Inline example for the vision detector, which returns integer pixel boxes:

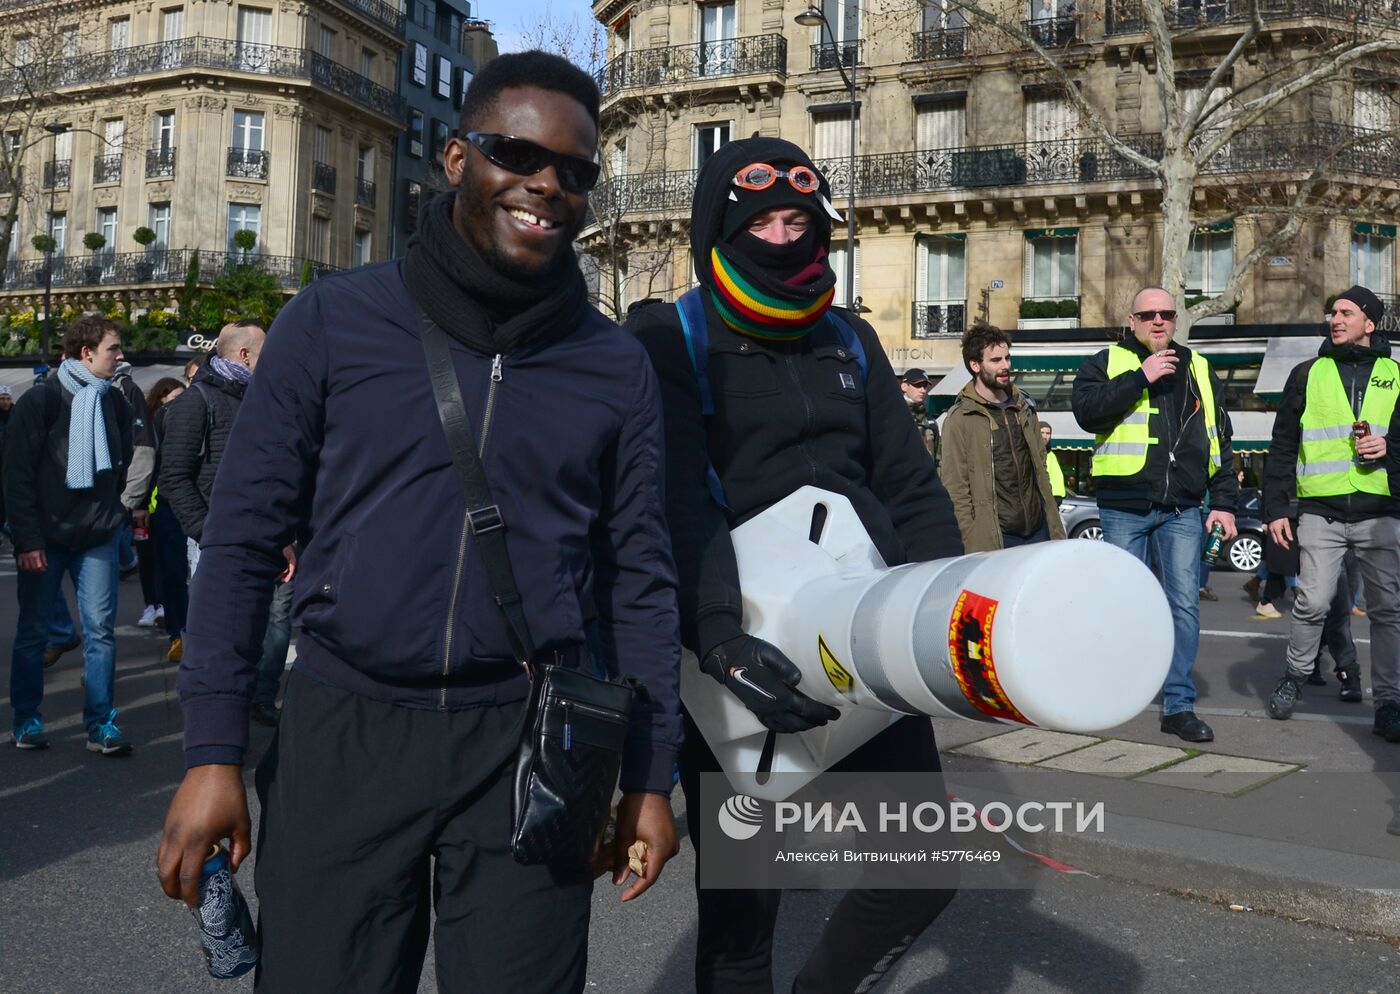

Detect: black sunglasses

[1132,309,1178,322]
[463,132,600,194]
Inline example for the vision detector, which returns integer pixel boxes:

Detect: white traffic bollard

[681,486,1174,800]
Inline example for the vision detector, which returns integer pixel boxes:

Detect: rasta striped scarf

[708,243,835,341]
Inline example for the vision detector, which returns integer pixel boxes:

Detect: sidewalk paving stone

[952,728,1100,764]
[1036,740,1188,777]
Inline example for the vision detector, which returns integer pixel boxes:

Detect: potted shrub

[30,234,54,284]
[82,231,107,284]
[133,226,157,280]
[232,228,257,264]
[1056,297,1080,319]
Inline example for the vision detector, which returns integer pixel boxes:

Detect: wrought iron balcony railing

[589,123,1400,217]
[356,178,376,207]
[912,301,967,339]
[594,34,788,98]
[1023,15,1080,47]
[146,147,176,178]
[313,161,337,193]
[1107,0,1400,35]
[93,154,123,184]
[0,248,341,292]
[335,0,405,36]
[0,38,406,120]
[811,40,863,71]
[228,147,270,180]
[910,27,968,60]
[42,159,70,189]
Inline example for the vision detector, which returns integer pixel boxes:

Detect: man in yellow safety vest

[1040,421,1066,504]
[1263,285,1400,739]
[1072,286,1238,743]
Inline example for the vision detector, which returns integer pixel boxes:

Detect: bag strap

[418,311,537,669]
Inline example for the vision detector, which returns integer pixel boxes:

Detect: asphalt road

[3,564,1397,993]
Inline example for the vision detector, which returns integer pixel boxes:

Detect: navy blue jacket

[178,261,683,794]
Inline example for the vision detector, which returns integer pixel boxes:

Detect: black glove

[700,635,842,734]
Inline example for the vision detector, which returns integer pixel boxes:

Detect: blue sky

[472,0,595,60]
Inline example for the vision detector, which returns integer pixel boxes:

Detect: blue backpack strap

[675,289,714,417]
[826,310,869,382]
[673,289,729,509]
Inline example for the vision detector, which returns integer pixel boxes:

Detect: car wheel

[1227,534,1263,573]
[1071,521,1103,541]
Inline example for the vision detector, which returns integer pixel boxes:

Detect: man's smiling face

[445,85,596,282]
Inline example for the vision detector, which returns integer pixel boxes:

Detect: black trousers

[253,671,593,994]
[680,713,957,994]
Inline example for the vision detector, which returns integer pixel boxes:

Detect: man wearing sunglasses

[629,136,962,994]
[1072,286,1238,743]
[157,51,683,993]
[1262,285,1400,735]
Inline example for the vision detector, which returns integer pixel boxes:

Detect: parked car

[1055,488,1265,573]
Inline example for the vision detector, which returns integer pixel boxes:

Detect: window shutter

[915,237,929,301]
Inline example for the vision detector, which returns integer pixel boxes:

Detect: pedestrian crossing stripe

[818,635,854,696]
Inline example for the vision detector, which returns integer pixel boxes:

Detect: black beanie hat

[721,160,824,241]
[1335,285,1386,326]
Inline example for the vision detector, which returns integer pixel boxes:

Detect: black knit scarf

[404,191,588,356]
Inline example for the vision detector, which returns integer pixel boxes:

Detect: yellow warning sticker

[818,635,854,696]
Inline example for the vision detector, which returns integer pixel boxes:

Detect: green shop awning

[1024,227,1079,240]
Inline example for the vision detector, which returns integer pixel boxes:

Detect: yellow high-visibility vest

[1297,355,1398,498]
[1092,345,1221,478]
[1045,451,1066,498]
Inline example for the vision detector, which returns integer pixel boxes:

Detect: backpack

[189,381,216,461]
[672,288,869,508]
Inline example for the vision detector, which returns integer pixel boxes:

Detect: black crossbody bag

[420,316,636,868]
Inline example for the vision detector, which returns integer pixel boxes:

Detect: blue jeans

[117,520,137,572]
[10,535,120,730]
[47,586,77,647]
[255,580,295,707]
[1001,522,1050,548]
[1100,506,1203,716]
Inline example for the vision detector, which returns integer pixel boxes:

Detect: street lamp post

[40,122,67,370]
[795,6,857,311]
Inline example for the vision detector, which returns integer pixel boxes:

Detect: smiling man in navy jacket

[156,52,682,994]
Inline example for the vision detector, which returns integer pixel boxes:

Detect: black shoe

[250,702,281,728]
[1373,703,1400,742]
[1161,711,1214,742]
[42,636,82,669]
[1305,669,1327,687]
[1267,675,1302,720]
[1338,665,1363,703]
[1198,587,1218,602]
[1243,576,1261,602]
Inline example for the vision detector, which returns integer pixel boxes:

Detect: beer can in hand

[1201,522,1226,567]
[193,844,259,979]
[1354,421,1371,465]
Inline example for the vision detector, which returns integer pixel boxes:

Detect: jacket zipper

[784,353,820,483]
[440,352,504,709]
[1159,366,1202,507]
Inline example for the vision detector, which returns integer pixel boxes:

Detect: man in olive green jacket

[939,325,1065,553]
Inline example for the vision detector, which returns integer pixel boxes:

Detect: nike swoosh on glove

[700,635,842,733]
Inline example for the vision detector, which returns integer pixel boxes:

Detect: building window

[353,230,372,267]
[699,2,737,76]
[431,119,450,166]
[109,17,130,50]
[1178,80,1232,130]
[232,111,265,151]
[812,109,860,159]
[50,212,66,256]
[1185,227,1233,297]
[361,47,376,79]
[405,180,422,233]
[411,42,428,86]
[830,242,861,307]
[819,0,860,43]
[915,98,965,150]
[153,111,175,153]
[1024,91,1078,143]
[236,6,272,71]
[609,137,627,179]
[14,35,31,67]
[1354,83,1394,133]
[311,214,330,262]
[314,126,333,164]
[1024,231,1078,303]
[695,123,730,170]
[408,110,425,158]
[162,7,184,42]
[318,25,336,59]
[227,203,261,255]
[915,235,967,339]
[453,67,471,109]
[1352,224,1396,295]
[61,25,79,58]
[149,203,171,249]
[435,56,452,99]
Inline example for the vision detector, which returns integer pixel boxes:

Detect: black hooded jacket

[1071,334,1238,514]
[157,357,248,542]
[1264,334,1400,523]
[627,136,963,657]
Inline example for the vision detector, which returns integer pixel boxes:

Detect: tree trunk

[1159,148,1199,341]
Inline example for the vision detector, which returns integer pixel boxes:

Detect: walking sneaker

[166,637,183,663]
[1254,601,1282,619]
[1373,703,1400,743]
[137,605,159,627]
[43,635,82,669]
[1198,587,1218,602]
[86,710,133,756]
[1338,665,1363,703]
[1267,675,1303,720]
[14,717,49,750]
[1243,576,1262,602]
[154,604,165,623]
[1305,667,1327,687]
